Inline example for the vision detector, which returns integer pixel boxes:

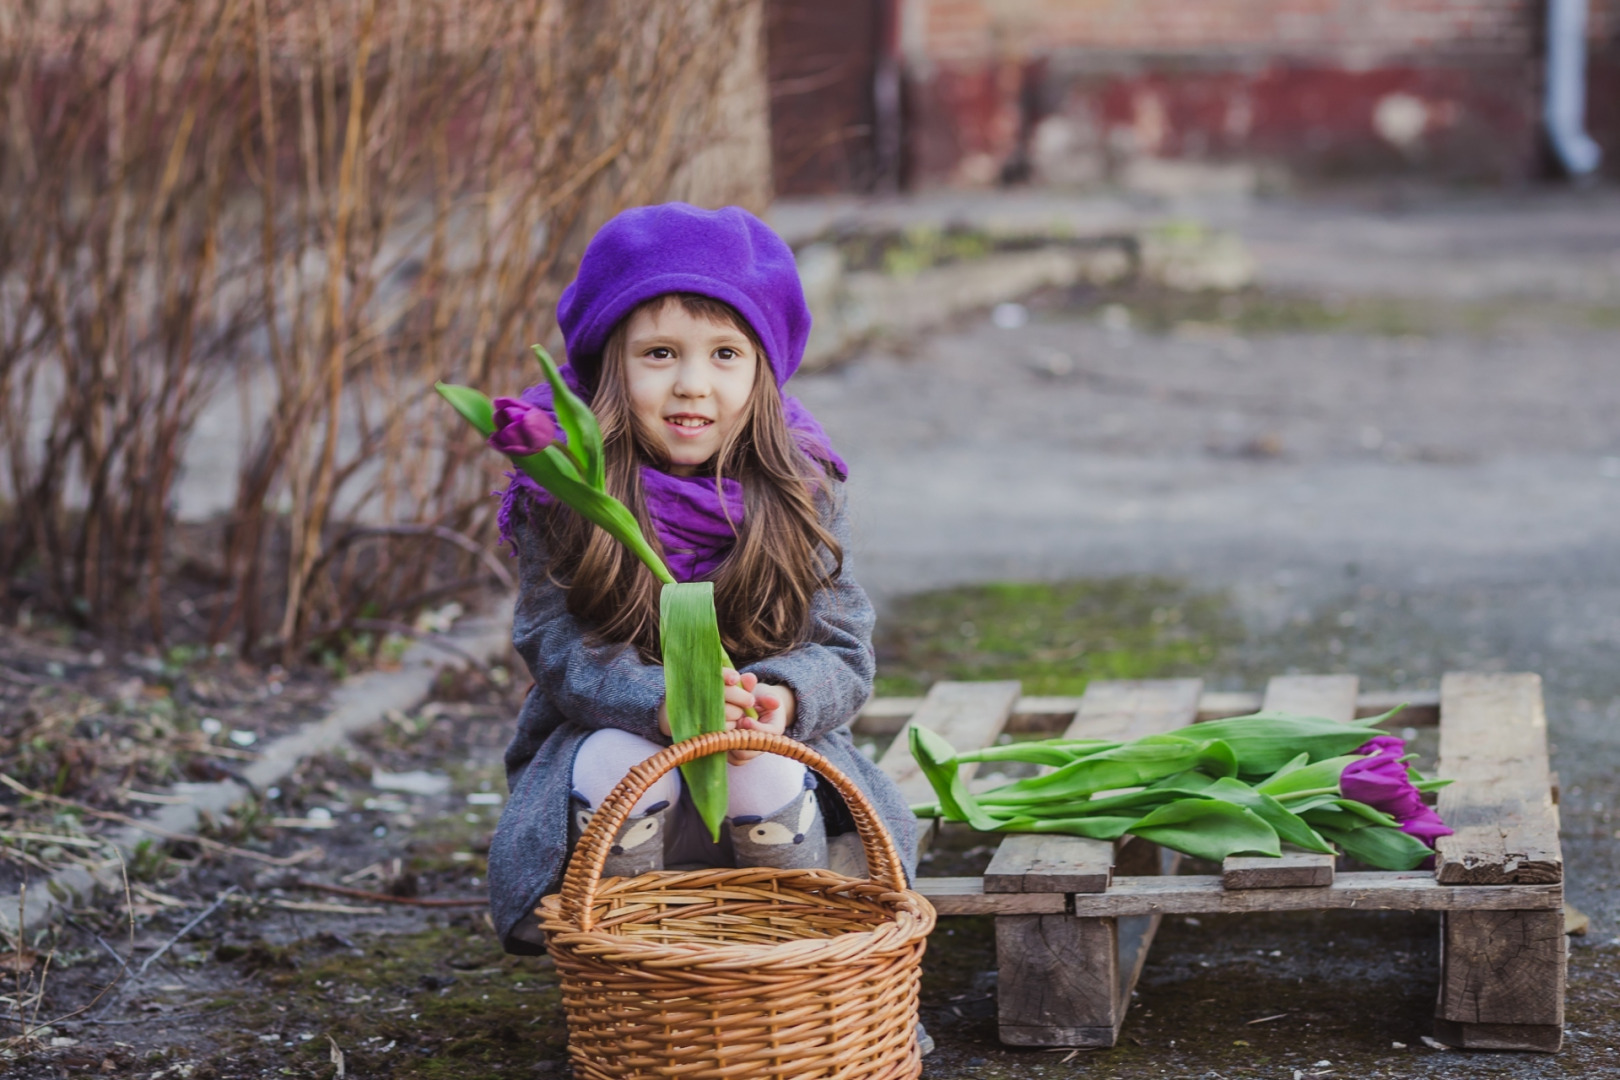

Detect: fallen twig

[77,1003,239,1026]
[0,774,320,868]
[91,885,239,1022]
[135,886,239,980]
[291,879,487,908]
[62,916,131,976]
[271,899,386,915]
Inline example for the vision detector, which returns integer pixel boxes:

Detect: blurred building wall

[767,0,1620,190]
[766,0,892,194]
[672,0,776,210]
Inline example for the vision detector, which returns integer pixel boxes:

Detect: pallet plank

[1223,853,1335,889]
[1067,678,1206,741]
[913,877,1066,916]
[1060,873,1561,916]
[1259,673,1359,720]
[984,833,1113,894]
[877,680,1020,806]
[1434,672,1562,885]
[1219,675,1357,890]
[917,872,1560,916]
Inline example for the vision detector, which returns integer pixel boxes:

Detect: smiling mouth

[665,415,713,431]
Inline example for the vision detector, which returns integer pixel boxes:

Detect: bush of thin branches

[0,0,768,660]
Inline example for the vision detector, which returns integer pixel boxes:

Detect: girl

[487,203,917,955]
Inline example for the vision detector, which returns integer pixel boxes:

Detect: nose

[671,357,710,399]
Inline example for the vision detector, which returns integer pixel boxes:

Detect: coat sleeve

[509,504,667,742]
[742,485,877,744]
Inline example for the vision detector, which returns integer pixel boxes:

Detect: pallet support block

[996,914,1120,1047]
[1435,908,1567,1051]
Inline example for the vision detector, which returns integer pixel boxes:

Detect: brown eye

[648,347,673,360]
[715,347,737,360]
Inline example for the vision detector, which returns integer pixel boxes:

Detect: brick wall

[900,0,1620,186]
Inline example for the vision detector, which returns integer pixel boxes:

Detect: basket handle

[558,729,909,931]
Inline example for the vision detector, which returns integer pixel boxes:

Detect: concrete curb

[0,604,515,934]
[796,225,1255,371]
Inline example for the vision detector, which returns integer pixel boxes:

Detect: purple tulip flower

[1341,736,1453,847]
[488,396,558,457]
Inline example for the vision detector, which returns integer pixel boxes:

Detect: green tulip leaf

[660,583,729,840]
[1316,823,1432,871]
[1127,798,1281,861]
[977,735,1235,805]
[435,382,496,436]
[531,345,605,490]
[1190,712,1383,776]
[990,815,1139,839]
[1257,754,1363,799]
[1201,777,1335,854]
[953,739,1123,768]
[908,726,1002,831]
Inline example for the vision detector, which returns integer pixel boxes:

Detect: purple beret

[556,203,811,387]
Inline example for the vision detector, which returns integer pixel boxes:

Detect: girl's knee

[725,753,812,819]
[571,729,679,814]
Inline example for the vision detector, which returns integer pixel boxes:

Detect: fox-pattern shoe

[728,773,829,871]
[569,791,671,879]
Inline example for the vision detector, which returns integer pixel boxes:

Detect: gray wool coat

[486,484,918,954]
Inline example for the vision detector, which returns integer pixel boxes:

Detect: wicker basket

[537,729,936,1080]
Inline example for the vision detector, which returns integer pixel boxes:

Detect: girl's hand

[722,668,759,726]
[728,681,795,764]
[657,668,757,738]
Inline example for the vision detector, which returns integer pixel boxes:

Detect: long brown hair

[540,294,842,664]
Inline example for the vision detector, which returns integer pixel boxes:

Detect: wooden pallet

[856,672,1565,1052]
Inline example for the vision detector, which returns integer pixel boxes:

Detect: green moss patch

[875,577,1238,696]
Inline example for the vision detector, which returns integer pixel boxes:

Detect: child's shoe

[728,773,828,871]
[569,791,671,878]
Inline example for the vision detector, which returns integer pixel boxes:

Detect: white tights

[570,728,809,818]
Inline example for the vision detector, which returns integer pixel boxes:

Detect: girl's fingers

[755,692,781,713]
[739,672,758,692]
[722,667,741,685]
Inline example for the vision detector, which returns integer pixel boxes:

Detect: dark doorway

[766,0,894,195]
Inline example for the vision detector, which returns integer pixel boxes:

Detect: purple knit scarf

[495,362,846,582]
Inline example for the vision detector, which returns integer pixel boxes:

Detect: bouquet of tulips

[438,348,737,838]
[909,710,1452,870]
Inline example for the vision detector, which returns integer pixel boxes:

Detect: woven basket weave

[538,729,936,1080]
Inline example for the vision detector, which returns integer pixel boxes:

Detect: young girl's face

[623,300,759,474]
